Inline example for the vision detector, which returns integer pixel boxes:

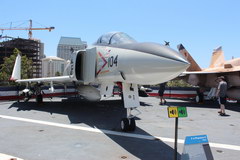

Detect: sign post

[168,106,188,160]
[174,117,178,160]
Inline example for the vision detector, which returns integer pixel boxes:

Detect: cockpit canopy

[96,32,137,45]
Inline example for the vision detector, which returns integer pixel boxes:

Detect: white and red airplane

[11,32,189,131]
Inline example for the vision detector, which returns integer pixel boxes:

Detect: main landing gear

[20,83,44,103]
[196,88,204,103]
[34,83,44,104]
[36,94,43,103]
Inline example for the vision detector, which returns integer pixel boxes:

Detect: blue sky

[1,0,240,68]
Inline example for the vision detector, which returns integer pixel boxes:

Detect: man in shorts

[159,82,167,105]
[216,76,228,116]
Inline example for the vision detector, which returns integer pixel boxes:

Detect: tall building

[42,56,67,77]
[39,42,46,59]
[57,37,87,61]
[0,38,43,78]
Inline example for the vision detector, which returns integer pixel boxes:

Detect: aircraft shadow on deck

[9,99,179,160]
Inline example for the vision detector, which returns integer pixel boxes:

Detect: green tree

[0,48,33,85]
[167,79,192,87]
[55,71,61,76]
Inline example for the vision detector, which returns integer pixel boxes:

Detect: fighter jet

[178,44,240,102]
[10,32,189,131]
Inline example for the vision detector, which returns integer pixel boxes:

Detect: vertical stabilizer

[209,46,224,68]
[10,54,21,81]
[177,44,202,71]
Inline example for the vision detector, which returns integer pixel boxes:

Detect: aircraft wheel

[195,96,200,103]
[121,118,130,132]
[24,97,30,102]
[129,118,136,131]
[36,94,43,103]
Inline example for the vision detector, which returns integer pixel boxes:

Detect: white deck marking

[0,114,240,151]
[0,153,23,160]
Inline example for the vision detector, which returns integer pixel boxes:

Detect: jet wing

[182,66,240,75]
[16,75,75,83]
[181,71,219,75]
[10,54,77,84]
[179,71,218,77]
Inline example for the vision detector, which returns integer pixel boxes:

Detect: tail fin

[209,46,224,68]
[10,54,21,81]
[177,44,202,71]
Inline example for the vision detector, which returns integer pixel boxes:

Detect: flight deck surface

[0,97,239,160]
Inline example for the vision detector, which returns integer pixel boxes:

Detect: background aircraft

[177,44,240,102]
[10,32,189,131]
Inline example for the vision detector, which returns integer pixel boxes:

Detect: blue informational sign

[185,135,209,145]
[182,135,214,160]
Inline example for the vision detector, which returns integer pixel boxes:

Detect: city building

[0,37,44,78]
[42,56,67,77]
[57,37,87,61]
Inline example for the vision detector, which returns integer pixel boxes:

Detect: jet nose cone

[117,42,190,84]
[135,42,189,65]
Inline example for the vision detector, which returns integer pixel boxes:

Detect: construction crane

[0,19,55,39]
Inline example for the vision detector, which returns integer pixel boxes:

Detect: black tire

[36,94,43,103]
[196,95,204,103]
[121,118,130,132]
[24,96,31,102]
[138,90,148,97]
[196,93,204,103]
[129,118,136,131]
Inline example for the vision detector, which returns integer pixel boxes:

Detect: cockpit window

[96,32,136,45]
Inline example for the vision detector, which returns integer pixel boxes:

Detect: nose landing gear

[121,118,136,132]
[120,83,141,132]
[120,107,141,132]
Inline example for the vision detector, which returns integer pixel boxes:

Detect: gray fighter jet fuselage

[11,32,189,131]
